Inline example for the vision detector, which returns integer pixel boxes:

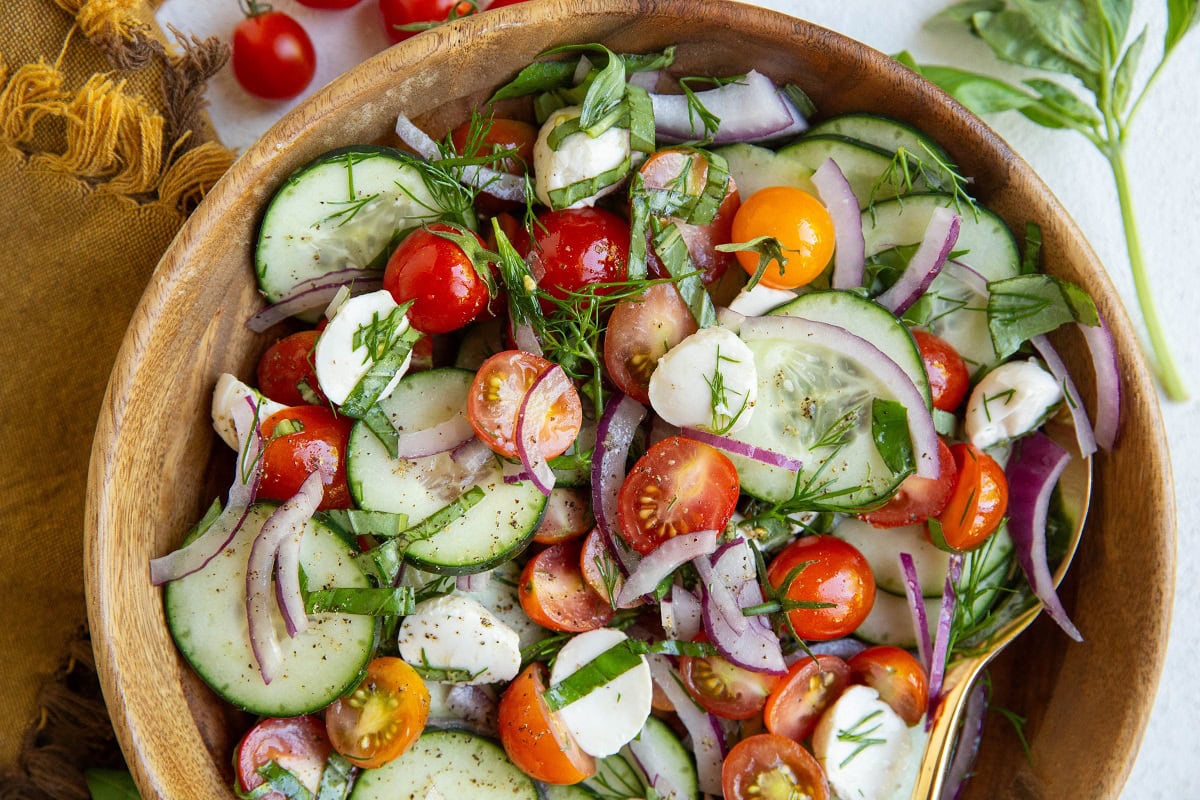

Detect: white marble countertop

[158,0,1197,796]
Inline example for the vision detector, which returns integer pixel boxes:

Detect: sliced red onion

[456,569,492,593]
[323,284,351,320]
[512,320,544,357]
[445,684,499,737]
[942,260,988,295]
[899,552,932,670]
[617,530,718,608]
[1031,335,1097,458]
[876,207,960,315]
[451,437,494,473]
[940,679,987,800]
[681,426,801,471]
[741,315,940,479]
[150,397,263,585]
[591,394,647,576]
[692,555,746,635]
[395,114,527,203]
[662,585,703,642]
[647,654,725,795]
[927,554,963,723]
[771,89,810,140]
[247,272,383,332]
[715,305,747,332]
[700,581,787,675]
[395,412,475,459]
[572,54,593,84]
[628,69,661,91]
[1079,315,1121,450]
[797,637,869,663]
[712,536,756,586]
[515,366,572,496]
[812,158,865,290]
[246,470,325,684]
[274,526,307,639]
[1005,432,1083,642]
[652,71,797,145]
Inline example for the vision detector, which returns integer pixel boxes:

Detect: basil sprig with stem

[902,0,1199,400]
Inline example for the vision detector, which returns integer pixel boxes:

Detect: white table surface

[158,0,1198,796]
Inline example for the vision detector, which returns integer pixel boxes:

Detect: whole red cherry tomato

[516,208,630,310]
[257,330,326,407]
[913,330,970,412]
[379,0,475,43]
[257,406,353,510]
[383,224,491,334]
[766,536,875,641]
[232,5,316,101]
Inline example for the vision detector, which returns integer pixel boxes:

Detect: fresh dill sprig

[593,552,621,610]
[676,74,743,144]
[867,143,980,221]
[352,307,409,363]
[836,709,887,767]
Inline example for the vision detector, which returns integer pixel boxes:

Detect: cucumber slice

[255,146,451,307]
[908,268,1000,375]
[805,113,958,187]
[164,505,374,717]
[583,716,699,800]
[347,368,546,574]
[770,290,931,408]
[863,193,1020,284]
[833,518,949,598]
[716,142,817,200]
[348,730,537,800]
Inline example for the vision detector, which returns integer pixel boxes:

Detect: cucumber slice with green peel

[541,784,597,800]
[255,146,460,308]
[583,715,700,800]
[347,368,546,574]
[863,193,1020,284]
[716,142,816,200]
[164,504,375,717]
[770,290,931,408]
[833,518,950,598]
[805,113,959,187]
[348,730,538,800]
[906,267,1001,375]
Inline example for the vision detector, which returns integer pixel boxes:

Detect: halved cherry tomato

[325,657,429,769]
[639,147,741,285]
[235,716,332,800]
[533,488,594,545]
[257,330,325,407]
[467,350,583,459]
[519,539,614,632]
[602,282,697,404]
[913,330,970,412]
[767,536,875,641]
[616,436,739,555]
[258,406,353,510]
[498,662,595,784]
[729,186,835,290]
[379,0,474,43]
[932,443,1009,552]
[232,8,316,101]
[762,654,851,742]
[383,224,490,334]
[517,208,629,309]
[847,645,928,726]
[722,733,829,800]
[679,636,781,720]
[860,439,956,528]
[579,527,626,606]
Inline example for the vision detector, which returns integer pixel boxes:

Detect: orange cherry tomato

[722,733,829,800]
[766,536,875,641]
[533,488,594,545]
[932,443,1009,552]
[467,350,583,459]
[913,330,970,412]
[498,662,595,785]
[325,657,429,769]
[679,636,781,720]
[762,654,851,742]
[257,406,353,510]
[847,645,929,726]
[519,539,614,632]
[730,186,834,289]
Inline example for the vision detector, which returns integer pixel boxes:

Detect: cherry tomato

[383,224,490,334]
[467,350,583,459]
[730,186,834,289]
[762,654,851,742]
[499,662,596,784]
[257,406,352,510]
[932,443,1009,552]
[450,117,537,175]
[232,8,316,101]
[639,147,741,285]
[296,0,362,7]
[379,0,474,43]
[847,645,928,726]
[602,282,697,404]
[679,637,781,720]
[519,538,614,632]
[579,527,634,608]
[517,208,630,309]
[616,436,739,555]
[913,330,970,412]
[860,439,956,528]
[235,716,332,800]
[533,489,594,545]
[257,330,325,407]
[325,657,429,768]
[722,733,829,800]
[767,536,875,641]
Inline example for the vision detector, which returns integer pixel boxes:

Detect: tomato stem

[239,0,273,18]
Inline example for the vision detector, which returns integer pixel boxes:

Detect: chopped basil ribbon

[626,173,652,281]
[534,91,568,124]
[547,156,632,210]
[986,274,1099,359]
[625,83,656,154]
[782,83,817,118]
[253,761,311,800]
[314,753,355,800]
[651,221,717,328]
[871,398,915,477]
[357,486,486,582]
[686,151,730,226]
[576,45,627,129]
[360,405,399,458]
[489,60,578,103]
[542,639,718,712]
[1021,221,1043,275]
[339,325,422,418]
[490,218,545,331]
[305,585,415,616]
[321,508,410,539]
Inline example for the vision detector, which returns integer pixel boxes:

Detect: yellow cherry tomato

[730,186,835,289]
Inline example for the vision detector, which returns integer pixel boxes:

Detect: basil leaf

[360,404,399,458]
[1020,221,1042,275]
[987,274,1100,358]
[255,762,312,800]
[306,586,415,616]
[908,63,1037,115]
[781,84,817,119]
[625,83,656,154]
[1023,78,1100,127]
[1112,26,1147,116]
[1166,0,1200,55]
[358,486,487,576]
[579,45,626,130]
[973,10,1098,93]
[934,0,1004,24]
[547,156,632,210]
[488,60,577,103]
[626,173,652,281]
[543,639,645,711]
[315,753,355,800]
[1009,0,1107,77]
[652,221,717,328]
[871,398,915,477]
[339,324,422,419]
[85,769,141,800]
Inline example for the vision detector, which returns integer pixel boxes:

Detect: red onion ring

[681,426,801,471]
[692,555,746,635]
[246,272,383,332]
[395,114,527,203]
[941,679,988,800]
[512,321,544,357]
[661,585,703,643]
[515,365,572,496]
[927,553,963,724]
[1031,335,1098,458]
[395,412,475,459]
[274,528,307,639]
[875,207,960,315]
[1005,432,1083,642]
[651,71,804,144]
[812,158,865,290]
[456,570,492,592]
[591,394,647,576]
[647,654,725,795]
[899,552,933,670]
[1079,315,1121,450]
[616,530,718,607]
[699,581,787,675]
[740,315,940,479]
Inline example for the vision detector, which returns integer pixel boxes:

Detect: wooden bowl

[85,1,1176,798]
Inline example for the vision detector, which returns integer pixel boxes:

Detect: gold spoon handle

[909,657,988,800]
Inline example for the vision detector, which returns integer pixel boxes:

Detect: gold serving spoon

[910,422,1093,800]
